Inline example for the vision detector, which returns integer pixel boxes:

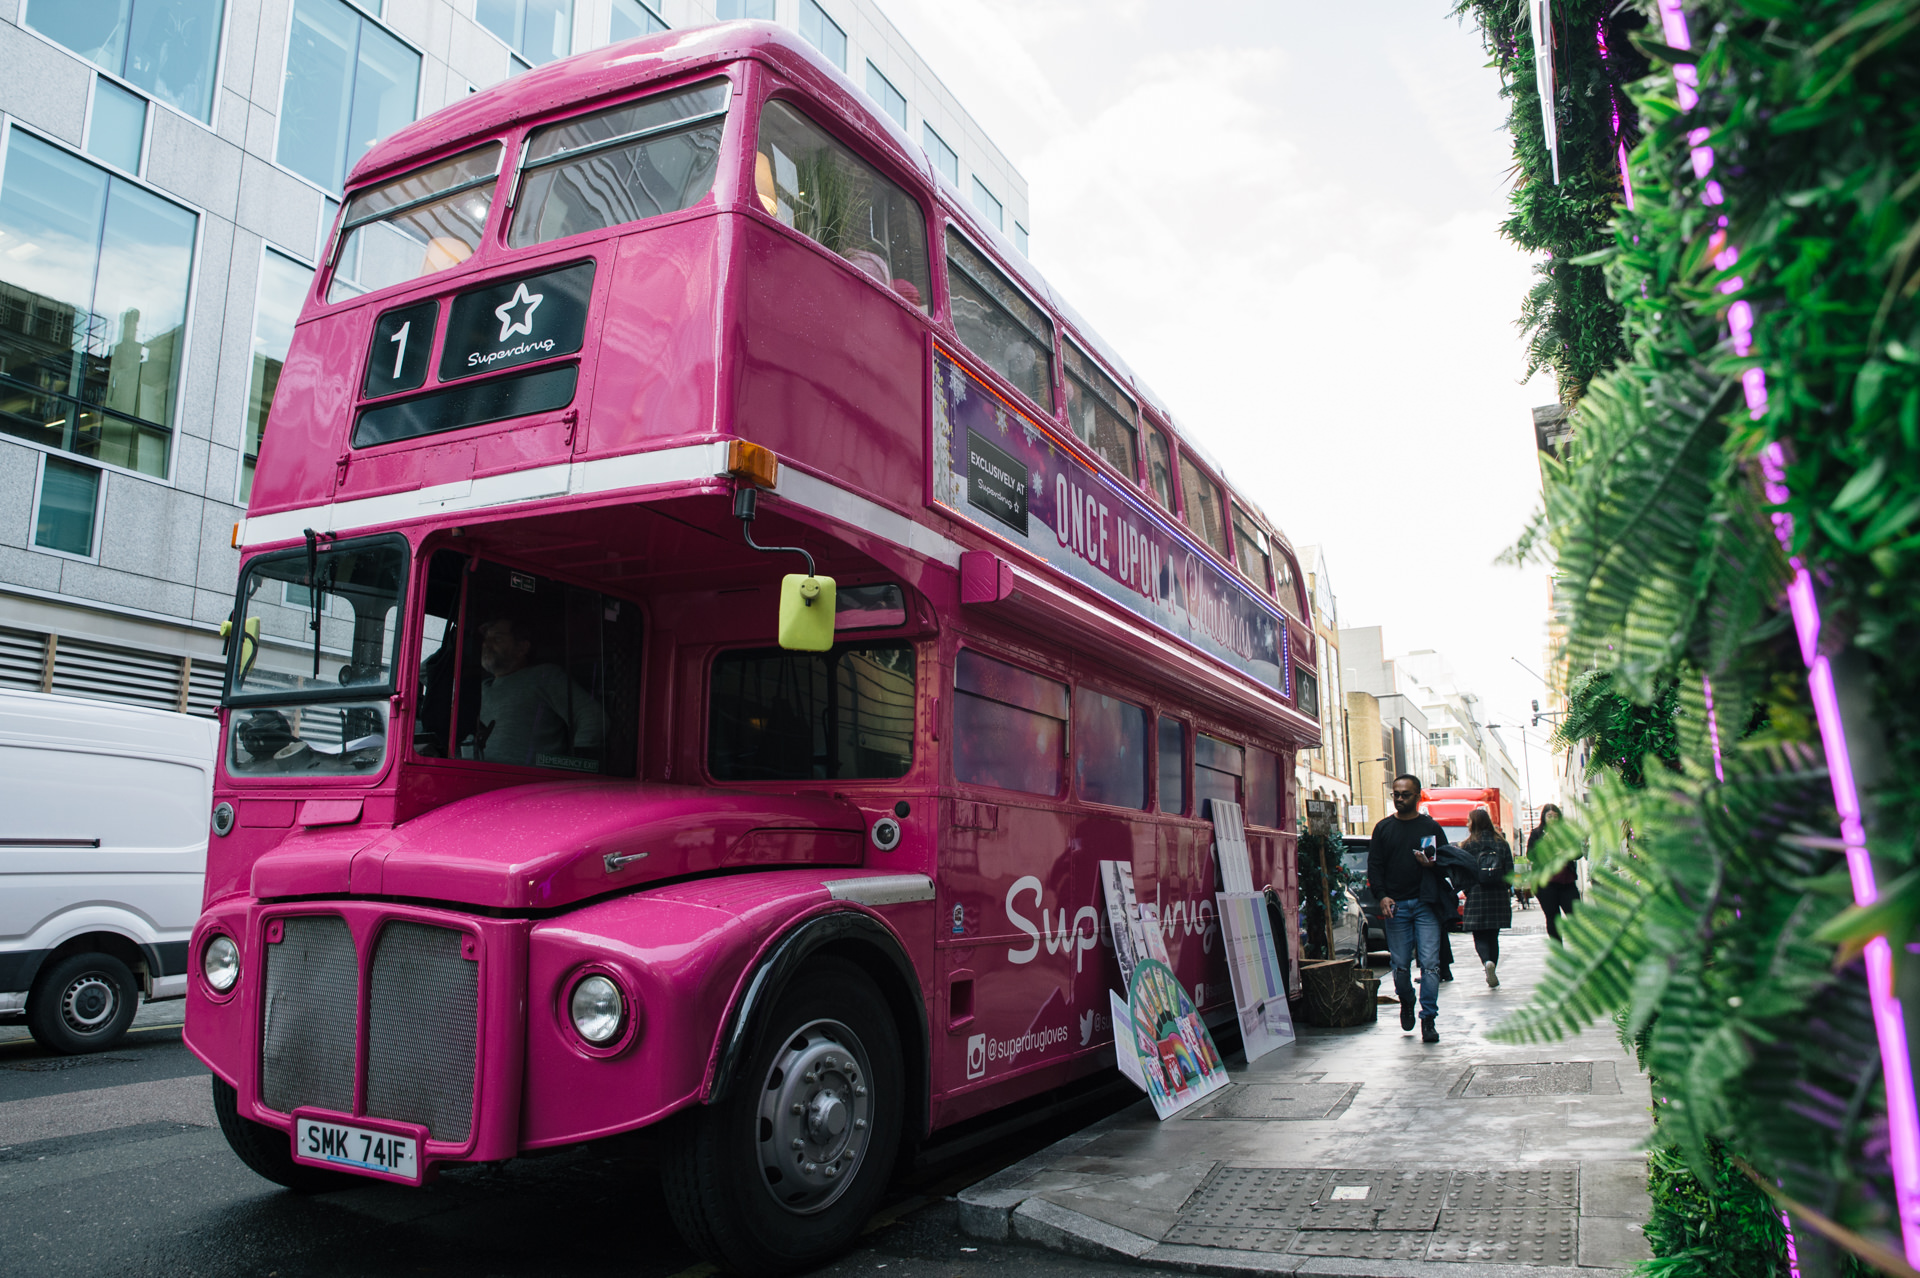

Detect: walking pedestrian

[1528,804,1580,941]
[1367,774,1450,1043]
[1459,807,1514,986]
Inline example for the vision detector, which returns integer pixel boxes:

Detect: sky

[879,0,1565,803]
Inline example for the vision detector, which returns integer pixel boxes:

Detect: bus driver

[467,614,607,769]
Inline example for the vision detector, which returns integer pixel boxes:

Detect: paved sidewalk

[958,908,1653,1277]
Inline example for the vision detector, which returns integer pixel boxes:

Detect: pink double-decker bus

[186,21,1319,1272]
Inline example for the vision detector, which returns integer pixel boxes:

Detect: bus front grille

[260,915,358,1116]
[365,922,478,1143]
[257,914,479,1145]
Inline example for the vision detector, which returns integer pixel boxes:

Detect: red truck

[1421,787,1511,850]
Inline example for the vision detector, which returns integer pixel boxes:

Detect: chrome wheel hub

[757,1018,873,1214]
[62,974,118,1034]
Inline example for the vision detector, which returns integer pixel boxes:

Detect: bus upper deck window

[1146,427,1176,512]
[946,230,1052,412]
[511,78,730,249]
[1063,342,1137,480]
[1180,462,1230,560]
[755,99,931,312]
[329,144,502,304]
[1273,552,1301,617]
[1230,503,1273,592]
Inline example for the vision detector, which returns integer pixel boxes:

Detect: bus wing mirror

[778,574,835,652]
[235,617,262,680]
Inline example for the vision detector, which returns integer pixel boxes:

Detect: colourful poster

[931,348,1290,694]
[1217,891,1296,1061]
[1124,959,1229,1120]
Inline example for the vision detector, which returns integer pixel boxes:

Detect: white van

[0,690,217,1053]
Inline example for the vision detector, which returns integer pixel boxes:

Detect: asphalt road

[0,1003,1150,1278]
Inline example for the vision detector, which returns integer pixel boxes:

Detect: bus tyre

[663,957,904,1275]
[26,951,139,1054]
[211,1076,357,1194]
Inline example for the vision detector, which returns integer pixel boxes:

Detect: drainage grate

[1449,1060,1618,1097]
[1186,1081,1361,1120]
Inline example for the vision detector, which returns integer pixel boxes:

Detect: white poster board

[1211,800,1254,893]
[1216,890,1296,1061]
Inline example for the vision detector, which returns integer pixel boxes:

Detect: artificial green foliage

[1557,668,1682,788]
[1298,824,1356,960]
[1457,1,1920,1261]
[1640,1142,1796,1278]
[1452,0,1651,400]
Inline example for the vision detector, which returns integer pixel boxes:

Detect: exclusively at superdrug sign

[439,261,595,382]
[931,347,1287,693]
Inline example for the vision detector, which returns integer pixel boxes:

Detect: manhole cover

[1449,1061,1614,1097]
[1167,1165,1583,1257]
[1427,1208,1578,1264]
[1185,1082,1360,1120]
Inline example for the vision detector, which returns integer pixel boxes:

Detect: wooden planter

[1297,958,1379,1028]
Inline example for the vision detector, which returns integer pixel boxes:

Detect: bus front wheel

[663,957,904,1274]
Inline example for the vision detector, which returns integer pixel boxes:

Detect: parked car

[0,690,217,1053]
[1340,836,1386,955]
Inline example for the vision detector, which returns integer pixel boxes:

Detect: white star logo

[493,283,544,342]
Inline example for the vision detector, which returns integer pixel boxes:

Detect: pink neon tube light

[1654,2,1920,1260]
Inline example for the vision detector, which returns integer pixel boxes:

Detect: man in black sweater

[1368,774,1451,1042]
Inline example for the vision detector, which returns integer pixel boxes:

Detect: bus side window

[1074,688,1148,810]
[1244,745,1280,828]
[952,649,1066,795]
[511,78,730,248]
[755,99,931,311]
[1157,715,1186,815]
[1273,550,1303,618]
[1146,426,1177,513]
[709,642,915,781]
[946,229,1053,412]
[1194,732,1242,820]
[1180,462,1231,561]
[1063,342,1138,480]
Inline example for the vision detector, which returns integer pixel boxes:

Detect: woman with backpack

[1460,807,1515,987]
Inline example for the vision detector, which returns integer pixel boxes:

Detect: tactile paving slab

[1288,1230,1433,1259]
[1449,1061,1595,1097]
[1160,1223,1298,1252]
[1444,1165,1580,1210]
[1426,1208,1578,1264]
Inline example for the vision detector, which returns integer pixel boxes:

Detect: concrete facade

[1294,544,1352,832]
[0,0,1027,714]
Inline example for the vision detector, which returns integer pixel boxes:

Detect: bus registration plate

[294,1117,419,1182]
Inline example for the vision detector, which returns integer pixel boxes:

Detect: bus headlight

[203,935,240,992]
[569,974,625,1044]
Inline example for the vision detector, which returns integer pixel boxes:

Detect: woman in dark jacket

[1528,804,1578,940]
[1460,807,1515,987]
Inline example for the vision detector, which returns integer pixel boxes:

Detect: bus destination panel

[931,348,1288,695]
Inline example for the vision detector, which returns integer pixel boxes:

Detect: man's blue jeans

[1384,897,1442,1022]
